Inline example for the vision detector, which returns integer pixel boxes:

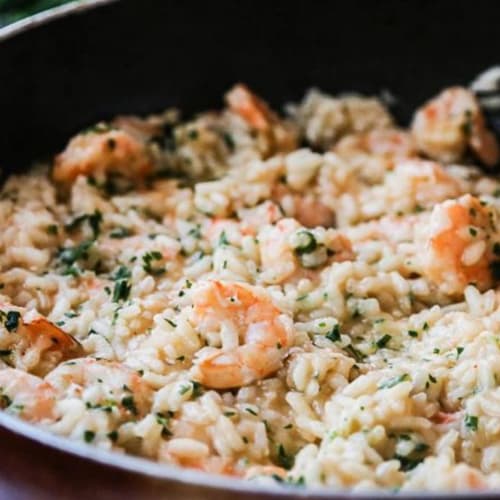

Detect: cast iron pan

[1,1,500,498]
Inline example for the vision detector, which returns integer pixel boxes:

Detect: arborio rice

[3,81,500,493]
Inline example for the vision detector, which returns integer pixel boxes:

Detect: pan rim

[0,0,118,42]
[0,2,499,498]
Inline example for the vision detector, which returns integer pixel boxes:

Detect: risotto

[3,81,500,492]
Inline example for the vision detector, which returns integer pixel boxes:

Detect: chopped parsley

[142,251,164,276]
[107,430,118,442]
[223,132,235,151]
[179,384,190,395]
[112,266,131,281]
[58,240,93,267]
[65,210,102,239]
[408,330,418,338]
[490,261,500,281]
[83,430,96,443]
[121,395,138,415]
[465,414,478,431]
[4,310,21,332]
[379,373,410,389]
[191,380,203,398]
[292,231,317,255]
[325,324,341,342]
[46,224,58,235]
[276,444,294,470]
[375,334,392,349]
[112,279,131,303]
[110,227,132,239]
[218,230,229,246]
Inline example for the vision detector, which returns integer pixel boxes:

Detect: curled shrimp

[420,194,498,295]
[0,368,57,422]
[190,281,294,389]
[225,84,297,153]
[272,184,336,228]
[53,124,155,184]
[412,86,499,166]
[335,128,416,166]
[258,219,300,285]
[45,358,152,419]
[0,304,82,376]
[226,84,274,131]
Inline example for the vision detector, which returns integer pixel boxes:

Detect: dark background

[1,0,500,171]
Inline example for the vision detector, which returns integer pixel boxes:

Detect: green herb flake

[4,311,21,332]
[223,132,235,151]
[142,251,165,276]
[191,381,203,398]
[46,224,58,235]
[121,395,138,415]
[490,261,500,281]
[110,227,132,239]
[276,444,294,470]
[379,373,410,389]
[325,324,341,342]
[376,334,392,349]
[59,240,93,266]
[112,266,131,281]
[107,430,118,442]
[218,230,230,246]
[83,430,95,443]
[465,414,479,431]
[65,210,102,239]
[112,279,131,303]
[293,231,317,255]
[408,330,418,338]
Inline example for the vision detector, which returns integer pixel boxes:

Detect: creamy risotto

[3,82,500,492]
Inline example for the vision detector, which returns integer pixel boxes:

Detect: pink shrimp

[0,368,58,422]
[53,125,155,184]
[0,304,82,376]
[190,281,294,389]
[421,194,497,294]
[412,86,499,166]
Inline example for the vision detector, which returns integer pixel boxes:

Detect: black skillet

[1,1,500,498]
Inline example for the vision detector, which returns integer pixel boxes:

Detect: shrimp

[190,281,294,389]
[0,368,57,422]
[225,84,297,154]
[420,194,498,295]
[412,87,499,166]
[53,124,155,184]
[272,184,336,228]
[0,304,82,376]
[46,358,152,419]
[258,219,300,284]
[334,128,416,166]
